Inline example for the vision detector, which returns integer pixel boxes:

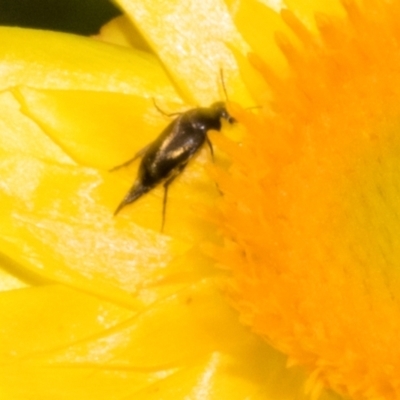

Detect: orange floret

[215,0,400,398]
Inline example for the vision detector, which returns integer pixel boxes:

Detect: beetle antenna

[219,68,229,103]
[152,98,181,118]
[245,105,262,110]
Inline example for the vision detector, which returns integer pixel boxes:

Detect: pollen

[215,0,400,398]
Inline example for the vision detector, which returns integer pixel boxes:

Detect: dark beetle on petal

[111,100,236,232]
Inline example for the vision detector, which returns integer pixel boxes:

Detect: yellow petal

[284,0,347,29]
[95,15,152,51]
[115,0,252,104]
[232,0,290,75]
[0,26,174,98]
[0,284,134,361]
[15,87,167,168]
[0,90,73,164]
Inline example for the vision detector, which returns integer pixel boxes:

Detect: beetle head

[210,101,236,124]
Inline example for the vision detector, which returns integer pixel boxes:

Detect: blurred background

[0,0,121,34]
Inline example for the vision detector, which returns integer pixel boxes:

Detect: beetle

[111,86,235,231]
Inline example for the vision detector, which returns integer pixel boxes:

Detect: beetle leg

[205,136,222,194]
[109,144,151,172]
[160,163,187,232]
[206,136,214,162]
[161,182,170,233]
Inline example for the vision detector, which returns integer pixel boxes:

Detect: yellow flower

[0,0,396,399]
